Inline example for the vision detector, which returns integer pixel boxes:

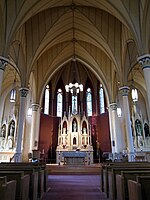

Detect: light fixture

[65,3,83,96]
[10,88,16,103]
[10,76,16,103]
[117,95,122,117]
[65,81,83,96]
[117,107,122,117]
[127,42,138,102]
[10,41,21,103]
[131,88,138,102]
[27,106,32,117]
[27,90,32,117]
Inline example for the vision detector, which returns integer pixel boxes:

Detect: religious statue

[9,120,15,137]
[7,137,13,149]
[83,127,87,134]
[73,121,77,132]
[135,119,144,147]
[63,127,66,134]
[0,124,6,138]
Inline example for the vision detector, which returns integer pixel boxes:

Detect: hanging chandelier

[65,81,83,96]
[65,3,83,96]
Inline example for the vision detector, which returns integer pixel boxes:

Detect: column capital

[109,102,117,111]
[137,54,150,69]
[32,103,40,111]
[0,59,8,71]
[119,86,130,96]
[19,87,29,98]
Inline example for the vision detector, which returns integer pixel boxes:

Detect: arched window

[44,85,50,114]
[99,84,105,114]
[57,88,63,117]
[86,88,92,116]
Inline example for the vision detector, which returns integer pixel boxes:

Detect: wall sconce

[117,107,122,117]
[10,78,16,103]
[131,88,138,102]
[27,106,32,117]
[10,88,16,103]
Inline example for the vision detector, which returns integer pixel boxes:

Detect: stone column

[109,103,125,153]
[0,59,7,94]
[119,86,134,161]
[137,54,150,114]
[14,88,29,162]
[108,105,115,154]
[30,103,41,152]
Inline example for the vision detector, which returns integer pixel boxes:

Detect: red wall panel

[96,112,111,153]
[38,113,59,160]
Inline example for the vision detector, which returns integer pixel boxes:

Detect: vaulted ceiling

[0,0,149,103]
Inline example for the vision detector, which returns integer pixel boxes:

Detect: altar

[62,151,86,165]
[56,112,93,165]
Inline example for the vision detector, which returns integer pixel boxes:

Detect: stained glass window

[57,88,63,117]
[86,88,92,116]
[99,84,105,114]
[44,85,50,114]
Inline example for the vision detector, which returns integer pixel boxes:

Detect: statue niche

[72,118,77,132]
[7,120,15,149]
[0,124,6,149]
[135,119,143,147]
[0,124,6,138]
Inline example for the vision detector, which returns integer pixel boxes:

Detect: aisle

[42,175,108,200]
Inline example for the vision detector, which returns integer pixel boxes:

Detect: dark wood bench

[0,165,38,200]
[1,162,48,191]
[101,162,148,193]
[101,162,150,199]
[0,171,30,200]
[128,176,150,200]
[0,176,16,200]
[116,171,150,200]
[0,162,47,199]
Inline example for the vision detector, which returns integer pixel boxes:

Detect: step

[46,164,101,175]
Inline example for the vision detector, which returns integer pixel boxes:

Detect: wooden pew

[0,162,47,199]
[102,162,150,199]
[116,171,150,200]
[128,180,142,200]
[0,171,30,200]
[0,165,38,200]
[128,176,150,200]
[109,167,150,200]
[101,162,144,193]
[0,176,16,200]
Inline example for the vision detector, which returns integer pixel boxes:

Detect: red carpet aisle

[42,175,108,200]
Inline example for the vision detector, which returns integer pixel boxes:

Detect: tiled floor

[42,175,108,200]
